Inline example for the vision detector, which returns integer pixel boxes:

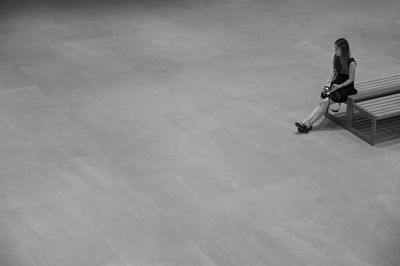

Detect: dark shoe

[295,122,312,133]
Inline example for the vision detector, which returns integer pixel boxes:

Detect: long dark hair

[333,38,351,74]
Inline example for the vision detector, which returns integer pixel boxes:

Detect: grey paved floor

[1,0,400,265]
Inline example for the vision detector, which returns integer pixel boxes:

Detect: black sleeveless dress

[329,58,357,103]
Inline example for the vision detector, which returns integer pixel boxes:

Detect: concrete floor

[1,0,400,265]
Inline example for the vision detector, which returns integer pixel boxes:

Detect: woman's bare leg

[302,98,329,127]
[303,105,321,125]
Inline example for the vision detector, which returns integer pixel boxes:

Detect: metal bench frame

[325,74,400,145]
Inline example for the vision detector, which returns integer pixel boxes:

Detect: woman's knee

[319,98,329,106]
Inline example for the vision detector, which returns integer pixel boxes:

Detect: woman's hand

[331,84,341,91]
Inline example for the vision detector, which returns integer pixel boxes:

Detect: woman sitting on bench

[295,38,357,133]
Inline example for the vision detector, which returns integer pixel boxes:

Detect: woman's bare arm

[327,68,337,85]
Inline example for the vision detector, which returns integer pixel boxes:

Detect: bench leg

[345,102,354,129]
[371,117,377,145]
[325,104,345,127]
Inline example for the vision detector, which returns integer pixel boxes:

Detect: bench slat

[358,83,400,92]
[363,102,400,112]
[357,92,400,101]
[349,86,400,103]
[373,110,400,120]
[361,98,400,107]
[357,78,400,88]
[356,74,400,87]
[355,75,400,93]
[356,74,400,85]
[355,103,400,118]
[355,83,400,93]
[357,77,400,87]
[357,94,400,107]
[372,105,400,115]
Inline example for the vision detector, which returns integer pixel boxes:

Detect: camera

[321,85,332,99]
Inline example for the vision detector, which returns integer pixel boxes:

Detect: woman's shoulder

[348,57,357,65]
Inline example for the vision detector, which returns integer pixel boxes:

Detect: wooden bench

[325,74,400,145]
